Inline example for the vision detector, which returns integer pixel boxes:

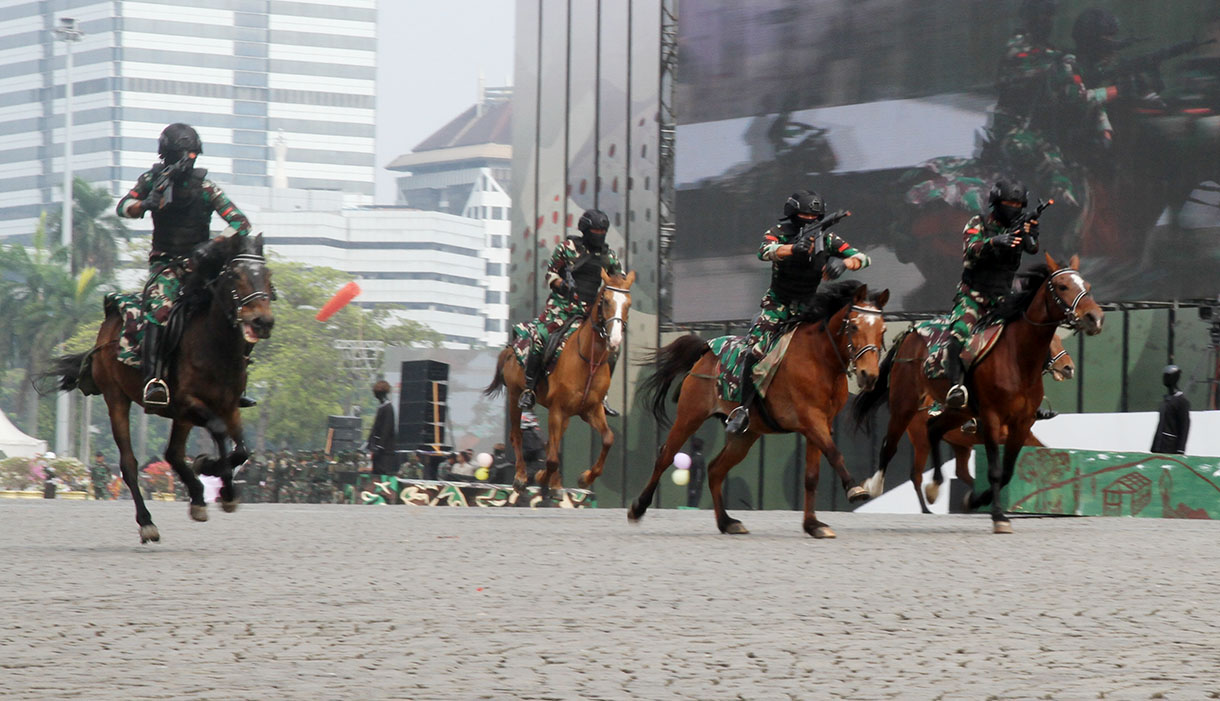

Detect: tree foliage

[45,177,130,279]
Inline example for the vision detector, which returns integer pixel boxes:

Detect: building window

[490,234,507,249]
[485,318,504,332]
[492,206,503,220]
[485,290,503,304]
[486,262,503,276]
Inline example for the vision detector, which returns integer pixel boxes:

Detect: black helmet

[782,189,825,223]
[577,209,609,250]
[1163,364,1181,390]
[1021,0,1058,42]
[989,179,1029,227]
[1072,8,1122,61]
[158,123,202,162]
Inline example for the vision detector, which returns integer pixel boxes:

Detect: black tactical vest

[962,233,1024,297]
[770,223,827,305]
[569,243,611,307]
[150,168,211,256]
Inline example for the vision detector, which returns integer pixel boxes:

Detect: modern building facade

[0,0,376,239]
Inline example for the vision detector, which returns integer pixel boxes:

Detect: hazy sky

[375,2,517,204]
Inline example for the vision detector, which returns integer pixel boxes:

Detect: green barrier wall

[975,447,1220,519]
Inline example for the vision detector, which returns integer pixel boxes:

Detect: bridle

[593,283,630,340]
[212,252,271,328]
[1045,348,1069,374]
[1025,268,1091,330]
[825,304,883,379]
[578,282,631,403]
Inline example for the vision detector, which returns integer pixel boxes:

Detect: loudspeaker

[327,415,362,454]
[397,360,450,450]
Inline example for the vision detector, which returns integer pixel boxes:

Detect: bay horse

[485,269,635,503]
[900,334,1075,513]
[46,234,274,543]
[629,281,889,538]
[853,253,1103,533]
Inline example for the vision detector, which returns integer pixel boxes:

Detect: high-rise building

[0,0,376,239]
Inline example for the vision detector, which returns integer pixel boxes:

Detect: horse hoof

[189,504,208,522]
[724,521,749,535]
[993,520,1013,534]
[812,526,836,539]
[863,472,884,499]
[577,471,592,489]
[512,479,527,494]
[139,525,160,544]
[846,486,870,503]
[627,505,642,522]
[221,500,239,513]
[925,482,941,504]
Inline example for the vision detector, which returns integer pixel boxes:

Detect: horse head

[193,234,275,343]
[837,284,890,392]
[1042,253,1104,335]
[1046,333,1075,381]
[596,268,635,352]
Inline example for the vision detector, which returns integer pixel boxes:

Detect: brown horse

[485,269,635,503]
[629,281,889,538]
[900,334,1075,513]
[854,253,1103,533]
[46,234,274,543]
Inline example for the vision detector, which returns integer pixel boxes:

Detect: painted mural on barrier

[975,448,1220,519]
[342,475,596,509]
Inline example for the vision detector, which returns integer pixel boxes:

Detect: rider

[516,209,624,414]
[724,189,870,434]
[116,123,256,408]
[943,179,1042,409]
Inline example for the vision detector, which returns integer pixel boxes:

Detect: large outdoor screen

[672,0,1220,320]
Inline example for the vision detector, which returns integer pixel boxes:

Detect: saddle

[914,318,1007,379]
[540,313,584,375]
[106,284,191,371]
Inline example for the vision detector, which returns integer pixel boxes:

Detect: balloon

[316,281,361,322]
[476,452,493,468]
[672,452,691,470]
[672,468,690,486]
[474,466,490,482]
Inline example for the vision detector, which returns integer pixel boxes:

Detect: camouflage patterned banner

[342,475,596,509]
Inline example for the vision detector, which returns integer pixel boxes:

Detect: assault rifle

[1113,37,1216,82]
[145,153,196,210]
[793,209,852,261]
[1006,198,1054,241]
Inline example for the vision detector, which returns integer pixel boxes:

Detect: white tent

[0,409,47,459]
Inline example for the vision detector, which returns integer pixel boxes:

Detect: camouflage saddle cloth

[107,290,188,369]
[706,328,796,403]
[509,314,584,376]
[903,156,1001,214]
[915,317,1006,380]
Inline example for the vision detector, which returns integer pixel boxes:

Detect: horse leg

[536,410,570,505]
[577,404,613,489]
[798,430,836,539]
[107,395,158,543]
[166,419,207,522]
[992,421,1032,534]
[907,423,932,513]
[217,407,249,512]
[184,400,239,512]
[507,403,528,494]
[966,418,1004,521]
[708,433,758,534]
[627,408,705,522]
[863,391,919,499]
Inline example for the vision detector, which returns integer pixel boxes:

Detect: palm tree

[45,177,130,278]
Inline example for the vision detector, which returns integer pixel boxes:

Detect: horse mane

[795,280,866,326]
[989,264,1052,322]
[178,235,259,317]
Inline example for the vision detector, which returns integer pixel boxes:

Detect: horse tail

[852,340,900,430]
[637,334,709,425]
[483,347,513,398]
[38,351,91,396]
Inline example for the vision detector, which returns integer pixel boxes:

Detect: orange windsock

[316,281,361,321]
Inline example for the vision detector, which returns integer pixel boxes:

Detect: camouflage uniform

[511,238,623,368]
[89,460,112,500]
[986,33,1113,209]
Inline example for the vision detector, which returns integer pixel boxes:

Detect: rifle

[793,209,852,261]
[145,154,196,210]
[1007,198,1054,241]
[1113,37,1216,81]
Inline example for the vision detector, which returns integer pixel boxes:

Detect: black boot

[724,354,759,434]
[602,349,620,417]
[518,351,543,411]
[141,324,170,407]
[944,339,968,409]
[239,396,258,408]
[1034,407,1058,420]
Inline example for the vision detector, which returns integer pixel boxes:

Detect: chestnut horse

[901,334,1075,513]
[854,253,1103,533]
[629,281,889,538]
[485,269,634,503]
[46,235,274,543]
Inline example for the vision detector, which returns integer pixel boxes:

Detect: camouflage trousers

[116,259,182,366]
[924,284,993,379]
[510,294,584,370]
[746,291,810,360]
[989,126,1081,208]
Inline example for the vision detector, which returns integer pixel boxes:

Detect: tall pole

[54,17,83,456]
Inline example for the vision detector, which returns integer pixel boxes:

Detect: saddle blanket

[914,317,1004,380]
[107,292,145,368]
[706,329,795,403]
[509,317,582,374]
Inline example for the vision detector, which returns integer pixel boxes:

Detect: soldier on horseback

[724,190,870,434]
[516,209,623,414]
[116,123,255,408]
[943,179,1042,409]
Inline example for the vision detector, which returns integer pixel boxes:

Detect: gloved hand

[823,257,847,280]
[791,237,813,257]
[553,280,571,298]
[989,232,1020,248]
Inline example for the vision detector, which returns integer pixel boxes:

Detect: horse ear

[625,270,636,287]
[1044,251,1058,270]
[253,233,264,256]
[1069,253,1079,270]
[876,288,890,308]
[853,284,868,302]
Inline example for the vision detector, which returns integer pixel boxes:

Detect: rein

[210,252,270,328]
[577,283,629,404]
[824,304,882,379]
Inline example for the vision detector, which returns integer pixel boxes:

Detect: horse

[45,234,274,543]
[484,269,635,503]
[853,253,1103,533]
[899,334,1075,513]
[629,281,889,538]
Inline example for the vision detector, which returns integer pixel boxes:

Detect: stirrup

[143,378,170,407]
[961,418,978,434]
[602,398,620,417]
[724,406,750,434]
[946,384,968,409]
[238,396,258,408]
[517,388,536,411]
